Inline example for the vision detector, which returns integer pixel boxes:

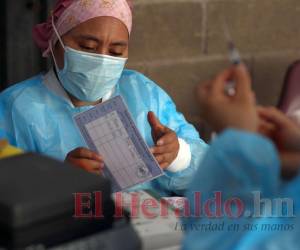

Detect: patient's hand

[258,107,300,177]
[148,111,180,169]
[196,64,258,133]
[65,147,104,175]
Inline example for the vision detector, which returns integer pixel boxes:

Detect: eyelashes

[80,45,96,52]
[79,46,123,57]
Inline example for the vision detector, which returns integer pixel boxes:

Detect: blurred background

[1,0,300,138]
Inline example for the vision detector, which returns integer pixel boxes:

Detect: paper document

[119,191,183,250]
[74,95,163,192]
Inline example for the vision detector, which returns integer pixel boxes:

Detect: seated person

[0,0,207,195]
[183,64,300,249]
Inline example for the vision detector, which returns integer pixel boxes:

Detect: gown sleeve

[152,82,209,195]
[0,86,37,152]
[0,103,6,139]
[182,129,281,250]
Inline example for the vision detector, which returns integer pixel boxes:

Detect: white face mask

[50,18,127,102]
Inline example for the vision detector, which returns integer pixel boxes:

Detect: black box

[0,153,116,249]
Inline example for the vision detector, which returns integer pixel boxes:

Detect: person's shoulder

[120,69,162,91]
[119,69,175,109]
[0,74,44,106]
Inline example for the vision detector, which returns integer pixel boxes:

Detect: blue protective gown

[0,69,208,195]
[183,129,300,250]
[0,107,5,139]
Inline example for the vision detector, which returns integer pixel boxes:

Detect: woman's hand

[148,111,180,169]
[197,64,258,133]
[65,147,104,175]
[258,107,300,177]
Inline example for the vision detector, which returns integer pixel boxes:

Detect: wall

[1,0,53,88]
[127,0,300,135]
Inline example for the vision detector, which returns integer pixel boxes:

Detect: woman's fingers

[160,162,170,170]
[68,147,103,161]
[258,107,300,151]
[258,107,293,129]
[155,130,177,146]
[211,68,234,96]
[196,81,212,102]
[257,117,276,138]
[66,147,105,175]
[148,111,168,143]
[155,152,174,166]
[147,111,165,132]
[68,158,104,174]
[234,64,252,99]
[150,129,179,170]
[151,144,176,154]
[198,65,252,105]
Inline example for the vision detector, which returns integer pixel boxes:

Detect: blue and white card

[74,95,163,192]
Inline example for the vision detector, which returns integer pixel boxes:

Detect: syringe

[222,17,242,96]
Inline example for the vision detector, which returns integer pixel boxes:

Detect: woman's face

[54,16,129,69]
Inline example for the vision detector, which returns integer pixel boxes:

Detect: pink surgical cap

[33,0,133,57]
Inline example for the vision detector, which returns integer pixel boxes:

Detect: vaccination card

[74,95,164,192]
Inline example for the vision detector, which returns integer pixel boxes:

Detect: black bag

[0,153,124,249]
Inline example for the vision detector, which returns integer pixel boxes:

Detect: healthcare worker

[183,64,300,249]
[0,0,207,196]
